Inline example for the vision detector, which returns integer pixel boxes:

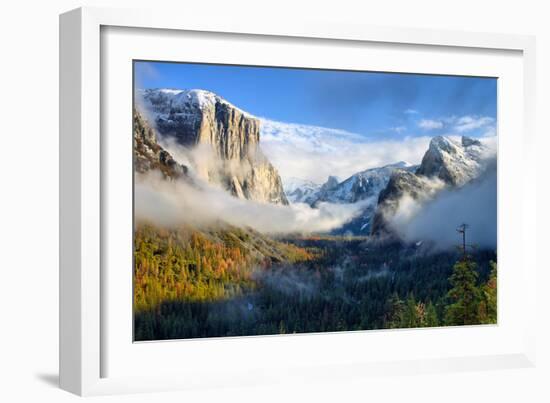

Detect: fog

[253,265,320,297]
[389,163,497,250]
[158,134,262,186]
[134,114,369,234]
[135,171,369,234]
[134,101,497,244]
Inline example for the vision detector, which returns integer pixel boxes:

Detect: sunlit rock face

[138,89,288,205]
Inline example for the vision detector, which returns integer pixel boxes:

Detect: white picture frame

[59,6,538,396]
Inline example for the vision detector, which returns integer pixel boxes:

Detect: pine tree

[402,294,419,328]
[384,293,404,329]
[425,301,439,328]
[479,261,497,324]
[444,259,481,326]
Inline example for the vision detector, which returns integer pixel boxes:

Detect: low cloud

[253,265,320,297]
[158,136,266,188]
[135,171,369,234]
[388,163,497,250]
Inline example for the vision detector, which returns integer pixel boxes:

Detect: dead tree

[456,223,477,260]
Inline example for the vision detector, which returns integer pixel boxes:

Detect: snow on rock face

[283,178,322,204]
[312,162,414,206]
[371,135,493,236]
[284,162,415,234]
[415,135,486,186]
[139,88,258,159]
[137,88,288,205]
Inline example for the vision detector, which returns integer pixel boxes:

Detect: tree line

[134,224,497,341]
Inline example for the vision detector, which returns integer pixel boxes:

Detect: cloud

[417,115,496,136]
[259,117,496,186]
[388,162,497,250]
[482,125,497,137]
[391,126,407,134]
[404,109,419,114]
[135,171,369,234]
[418,119,444,130]
[157,136,257,186]
[453,115,495,133]
[259,118,431,184]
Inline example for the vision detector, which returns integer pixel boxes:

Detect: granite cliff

[139,89,288,205]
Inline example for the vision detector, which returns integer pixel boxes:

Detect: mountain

[313,162,414,206]
[138,89,288,205]
[416,136,486,186]
[371,135,490,236]
[283,177,322,204]
[326,163,418,235]
[133,108,188,180]
[282,162,415,235]
[286,162,413,207]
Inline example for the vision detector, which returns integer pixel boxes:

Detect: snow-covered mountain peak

[283,177,322,204]
[173,89,241,111]
[427,135,484,157]
[284,177,320,193]
[174,89,218,107]
[285,161,416,210]
[139,88,252,117]
[157,88,184,95]
[321,176,340,191]
[429,135,459,154]
[416,135,488,186]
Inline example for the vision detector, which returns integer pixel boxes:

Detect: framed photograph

[60,7,537,396]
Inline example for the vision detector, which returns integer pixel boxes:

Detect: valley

[133,83,498,340]
[134,224,496,340]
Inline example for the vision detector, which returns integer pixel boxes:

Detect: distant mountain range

[285,162,416,205]
[283,162,417,234]
[285,136,491,236]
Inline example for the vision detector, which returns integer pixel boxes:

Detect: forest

[134,223,497,341]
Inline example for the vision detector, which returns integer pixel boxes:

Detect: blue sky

[135,60,497,140]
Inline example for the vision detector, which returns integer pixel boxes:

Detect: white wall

[0,0,547,401]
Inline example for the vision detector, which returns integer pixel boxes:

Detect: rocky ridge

[133,108,188,180]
